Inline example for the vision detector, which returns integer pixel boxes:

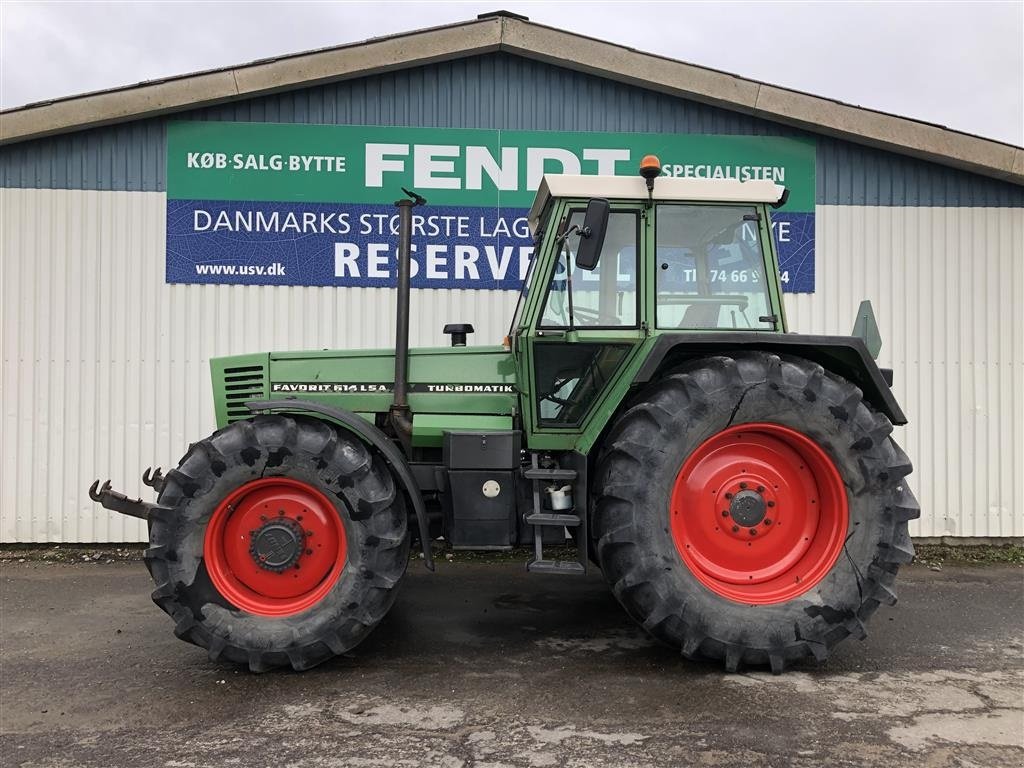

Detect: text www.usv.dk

[194,263,286,276]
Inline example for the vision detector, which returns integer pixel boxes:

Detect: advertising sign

[166,122,816,292]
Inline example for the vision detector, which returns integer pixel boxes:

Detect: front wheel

[145,415,409,671]
[593,352,919,673]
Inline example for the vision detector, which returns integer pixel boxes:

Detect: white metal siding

[789,205,1024,538]
[1,189,1021,541]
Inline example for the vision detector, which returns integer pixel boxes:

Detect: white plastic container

[547,485,574,511]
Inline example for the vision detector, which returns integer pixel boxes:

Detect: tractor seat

[680,303,721,329]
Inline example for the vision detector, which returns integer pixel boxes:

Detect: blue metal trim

[2,53,1021,206]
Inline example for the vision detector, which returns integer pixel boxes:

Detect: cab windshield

[655,204,775,330]
[508,252,537,336]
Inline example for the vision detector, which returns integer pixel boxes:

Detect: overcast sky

[2,1,1021,145]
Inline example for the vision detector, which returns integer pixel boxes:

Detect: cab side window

[540,210,639,328]
[655,204,775,330]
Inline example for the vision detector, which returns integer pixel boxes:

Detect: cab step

[527,559,586,575]
[525,512,581,527]
[522,467,578,482]
[524,454,587,576]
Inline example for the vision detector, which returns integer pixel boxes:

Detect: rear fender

[245,399,434,570]
[633,334,907,425]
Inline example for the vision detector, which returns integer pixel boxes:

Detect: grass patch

[914,543,1023,566]
[4,542,1022,567]
[415,542,580,565]
[0,544,147,564]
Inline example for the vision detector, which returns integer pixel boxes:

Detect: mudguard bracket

[245,399,436,571]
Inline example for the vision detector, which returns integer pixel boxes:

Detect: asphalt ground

[1,557,1022,767]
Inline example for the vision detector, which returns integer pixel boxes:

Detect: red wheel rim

[670,423,848,604]
[203,478,347,617]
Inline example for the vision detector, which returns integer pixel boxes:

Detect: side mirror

[574,198,610,271]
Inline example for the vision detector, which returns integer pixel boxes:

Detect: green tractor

[91,157,918,673]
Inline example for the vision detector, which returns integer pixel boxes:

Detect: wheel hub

[729,489,767,527]
[250,516,306,572]
[669,423,848,605]
[203,477,347,617]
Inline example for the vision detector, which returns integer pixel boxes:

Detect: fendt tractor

[91,156,919,673]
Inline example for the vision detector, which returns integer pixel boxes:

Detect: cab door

[521,202,649,450]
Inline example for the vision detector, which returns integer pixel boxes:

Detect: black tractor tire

[592,352,919,673]
[144,414,409,672]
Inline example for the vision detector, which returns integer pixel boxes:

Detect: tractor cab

[510,167,789,452]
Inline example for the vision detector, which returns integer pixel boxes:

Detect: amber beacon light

[639,154,662,178]
[639,154,662,205]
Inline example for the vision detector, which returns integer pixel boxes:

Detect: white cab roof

[527,174,787,234]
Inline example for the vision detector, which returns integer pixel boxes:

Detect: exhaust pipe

[389,188,425,449]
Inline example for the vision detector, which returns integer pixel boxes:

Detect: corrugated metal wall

[2,52,1022,542]
[789,205,1024,539]
[0,188,522,542]
[2,188,1021,542]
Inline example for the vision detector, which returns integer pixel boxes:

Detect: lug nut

[732,525,739,533]
[749,529,757,536]
[724,492,733,499]
[722,510,730,517]
[740,482,748,489]
[767,501,775,508]
[764,519,772,526]
[757,485,765,493]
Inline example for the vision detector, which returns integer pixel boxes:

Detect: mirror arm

[564,238,577,331]
[555,223,581,246]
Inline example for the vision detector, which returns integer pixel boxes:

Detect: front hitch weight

[89,480,169,521]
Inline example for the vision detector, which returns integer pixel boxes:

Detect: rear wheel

[593,352,919,672]
[145,414,409,671]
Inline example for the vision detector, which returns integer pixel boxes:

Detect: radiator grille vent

[223,365,267,422]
